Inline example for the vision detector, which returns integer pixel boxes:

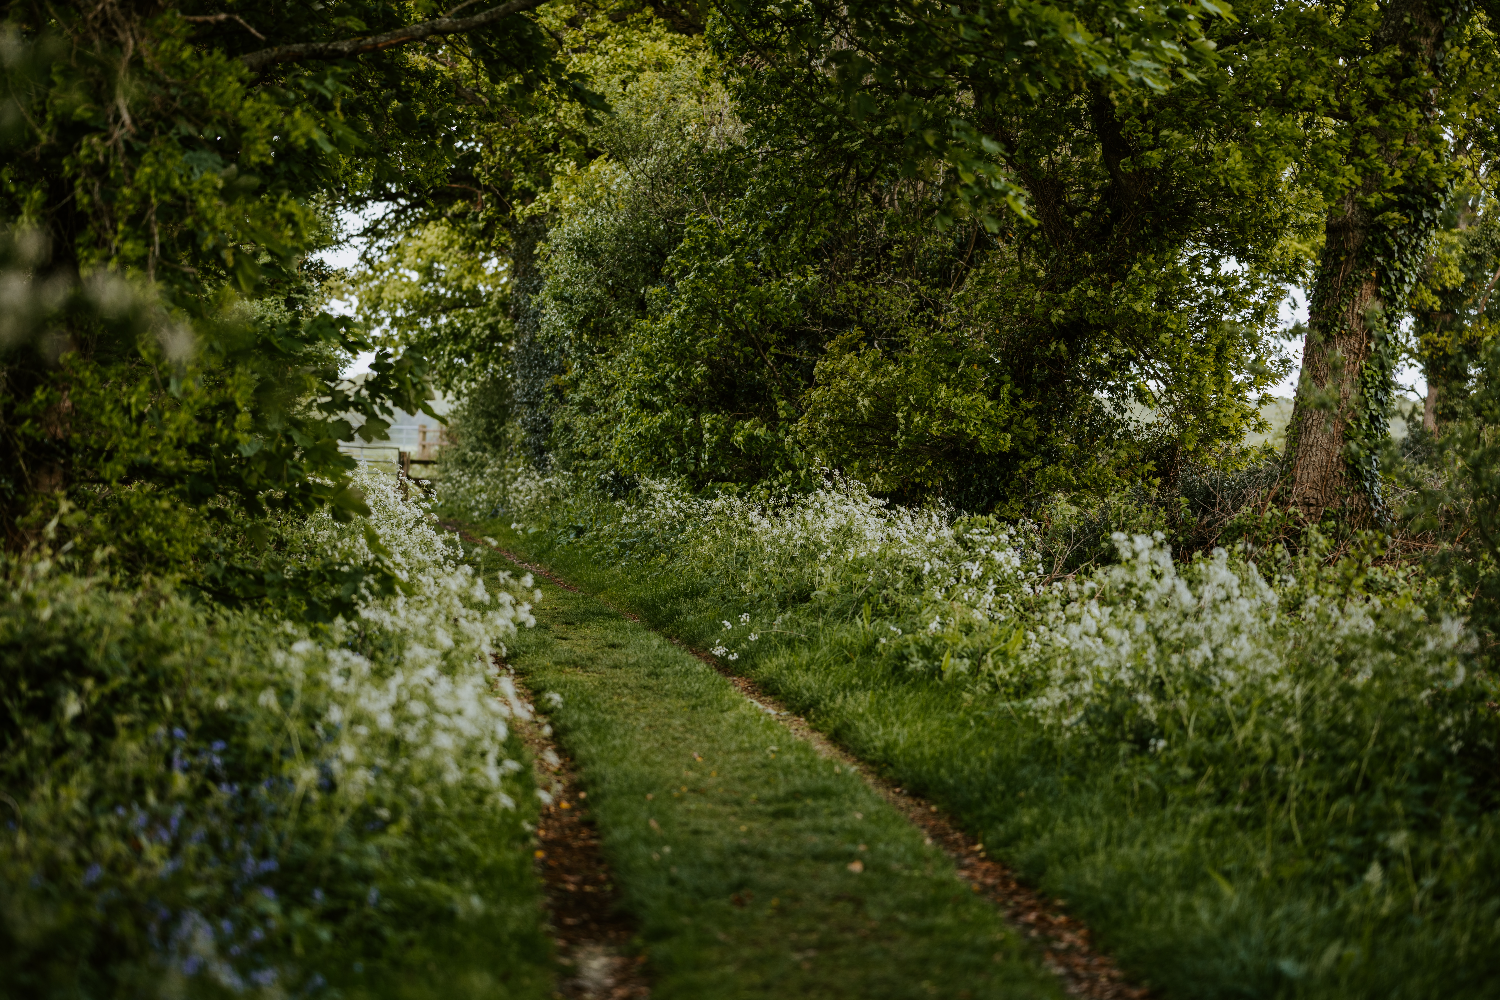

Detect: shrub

[1,473,549,998]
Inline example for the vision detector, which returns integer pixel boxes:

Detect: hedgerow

[1,473,549,998]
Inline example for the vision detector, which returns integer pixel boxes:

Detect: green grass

[462,535,1066,1000]
[312,756,555,1000]
[464,518,1500,1000]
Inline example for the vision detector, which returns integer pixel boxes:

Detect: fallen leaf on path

[847,860,864,873]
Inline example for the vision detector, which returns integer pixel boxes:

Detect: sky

[1275,289,1426,401]
[319,209,381,377]
[321,208,1425,403]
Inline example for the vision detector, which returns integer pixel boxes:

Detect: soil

[501,660,651,1000]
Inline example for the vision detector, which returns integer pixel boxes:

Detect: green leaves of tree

[0,2,596,603]
[711,0,1230,227]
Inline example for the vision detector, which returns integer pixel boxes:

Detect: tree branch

[1474,263,1500,317]
[240,0,550,73]
[183,14,267,41]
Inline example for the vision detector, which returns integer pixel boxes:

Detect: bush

[1,473,550,998]
[1404,337,1500,660]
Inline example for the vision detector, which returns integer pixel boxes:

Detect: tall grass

[444,462,1500,998]
[2,472,551,998]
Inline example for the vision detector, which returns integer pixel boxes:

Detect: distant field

[1246,396,1419,451]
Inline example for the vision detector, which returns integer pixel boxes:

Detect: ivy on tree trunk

[1287,0,1472,519]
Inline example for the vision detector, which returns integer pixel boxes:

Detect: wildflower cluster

[1,471,544,994]
[447,464,1499,875]
[1010,534,1482,773]
[444,467,1042,653]
[439,453,556,528]
[291,471,540,798]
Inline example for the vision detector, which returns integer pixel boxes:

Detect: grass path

[509,672,651,999]
[458,532,1068,1000]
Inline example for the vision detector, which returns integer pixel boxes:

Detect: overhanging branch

[184,14,267,41]
[240,0,550,73]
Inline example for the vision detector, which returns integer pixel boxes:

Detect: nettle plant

[1,472,541,993]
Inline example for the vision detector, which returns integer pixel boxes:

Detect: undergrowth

[2,472,551,999]
[444,460,1500,999]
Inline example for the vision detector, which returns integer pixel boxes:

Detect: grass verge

[2,480,556,1000]
[461,515,1500,1000]
[459,533,1066,1000]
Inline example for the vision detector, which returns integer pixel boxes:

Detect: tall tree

[712,0,1228,231]
[1409,186,1500,431]
[677,0,1307,507]
[0,1,587,575]
[479,1,1317,510]
[1283,0,1497,518]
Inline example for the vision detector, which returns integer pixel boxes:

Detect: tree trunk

[1287,217,1382,515]
[1285,0,1459,518]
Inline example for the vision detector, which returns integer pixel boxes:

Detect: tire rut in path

[502,662,650,999]
[704,673,1145,1000]
[449,523,1145,1000]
